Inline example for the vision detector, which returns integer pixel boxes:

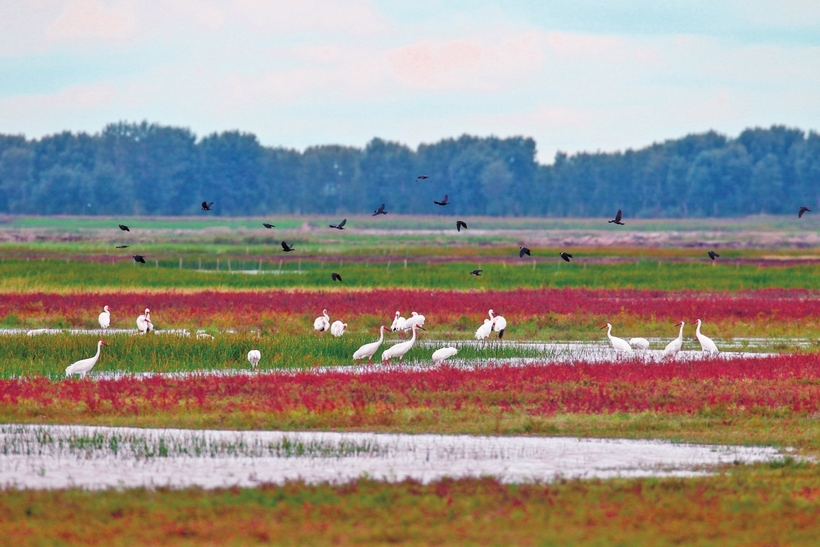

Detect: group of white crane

[96,305,154,334]
[315,308,457,365]
[602,319,719,358]
[65,304,721,379]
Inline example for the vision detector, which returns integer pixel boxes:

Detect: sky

[1,0,819,163]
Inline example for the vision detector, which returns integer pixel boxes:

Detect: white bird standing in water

[475,318,493,341]
[403,311,426,331]
[382,324,419,363]
[601,323,632,353]
[313,309,330,332]
[136,308,153,334]
[330,320,347,337]
[488,309,507,339]
[432,347,458,365]
[353,326,387,364]
[695,319,719,355]
[628,337,650,350]
[390,311,406,332]
[247,349,261,370]
[662,321,685,360]
[65,340,107,378]
[98,306,111,329]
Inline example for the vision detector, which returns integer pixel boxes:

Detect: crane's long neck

[696,321,702,336]
[677,323,685,341]
[410,326,417,343]
[94,342,102,361]
[606,324,613,339]
[378,327,385,343]
[488,310,495,321]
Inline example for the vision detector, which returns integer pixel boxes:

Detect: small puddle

[0,424,785,490]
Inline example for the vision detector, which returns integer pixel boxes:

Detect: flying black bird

[416,175,429,181]
[263,223,275,229]
[470,269,483,276]
[329,219,347,230]
[132,255,146,264]
[608,209,625,225]
[372,203,387,216]
[708,250,720,261]
[519,246,531,258]
[118,224,130,232]
[456,220,468,232]
[201,201,214,211]
[331,272,343,282]
[281,241,295,252]
[560,252,573,262]
[434,194,449,206]
[115,245,129,249]
[799,206,811,218]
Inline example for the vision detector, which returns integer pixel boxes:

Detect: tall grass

[2,258,820,291]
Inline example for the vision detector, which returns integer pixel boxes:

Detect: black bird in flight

[329,219,347,230]
[132,255,146,264]
[519,246,531,258]
[456,220,468,232]
[434,195,449,206]
[372,203,388,216]
[201,201,214,211]
[115,245,129,249]
[608,209,625,225]
[416,175,429,181]
[470,269,482,276]
[281,241,295,252]
[799,206,811,218]
[263,223,275,229]
[118,224,130,232]
[331,272,343,282]
[560,252,573,262]
[708,250,720,261]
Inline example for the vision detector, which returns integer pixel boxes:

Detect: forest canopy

[0,122,817,218]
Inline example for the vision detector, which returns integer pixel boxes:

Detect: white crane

[601,323,632,353]
[382,324,419,363]
[353,325,387,364]
[313,309,330,332]
[403,311,426,331]
[98,305,111,330]
[390,311,406,332]
[662,321,685,360]
[65,340,107,378]
[488,309,507,339]
[475,318,493,341]
[628,337,650,350]
[330,320,347,337]
[695,319,719,356]
[136,308,153,334]
[247,349,261,370]
[432,347,458,365]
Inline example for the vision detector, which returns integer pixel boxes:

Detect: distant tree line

[0,121,818,217]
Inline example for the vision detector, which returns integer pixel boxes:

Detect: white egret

[353,326,387,364]
[628,337,650,350]
[98,305,111,330]
[247,349,261,370]
[432,347,458,365]
[65,340,107,378]
[313,309,330,332]
[601,323,632,353]
[488,309,507,339]
[390,311,406,332]
[695,319,719,355]
[475,318,493,341]
[382,324,419,363]
[662,321,685,360]
[330,320,347,337]
[136,308,153,334]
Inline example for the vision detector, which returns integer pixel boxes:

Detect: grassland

[3,465,820,546]
[3,214,820,545]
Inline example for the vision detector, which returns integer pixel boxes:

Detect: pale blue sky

[1,1,818,162]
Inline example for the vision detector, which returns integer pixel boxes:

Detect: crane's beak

[599,325,608,330]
